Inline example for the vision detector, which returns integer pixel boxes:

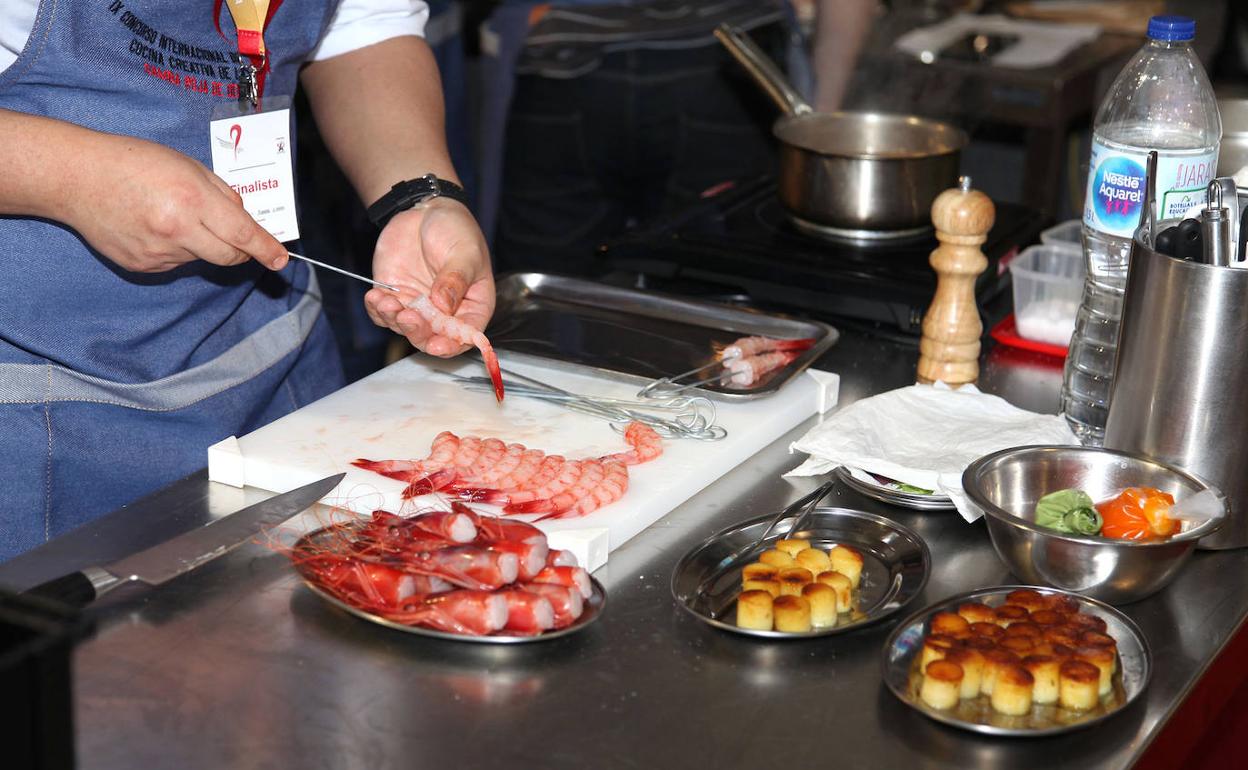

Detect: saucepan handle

[714,23,813,118]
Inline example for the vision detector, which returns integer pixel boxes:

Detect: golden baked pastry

[1004,589,1048,613]
[775,538,811,558]
[919,633,960,671]
[957,602,996,625]
[999,636,1036,657]
[1003,621,1041,641]
[1067,612,1108,634]
[1058,659,1100,711]
[815,570,852,611]
[994,604,1030,627]
[1043,594,1080,615]
[777,567,814,596]
[930,612,971,637]
[741,562,779,583]
[741,578,781,598]
[795,548,832,577]
[736,590,774,630]
[802,582,838,627]
[758,549,795,568]
[1022,654,1060,705]
[970,622,1005,640]
[773,594,812,632]
[943,647,984,700]
[920,660,964,710]
[829,546,863,589]
[1029,609,1064,627]
[991,664,1035,716]
[980,649,1020,697]
[1075,645,1116,696]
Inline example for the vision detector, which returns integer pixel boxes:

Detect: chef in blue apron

[0,0,494,561]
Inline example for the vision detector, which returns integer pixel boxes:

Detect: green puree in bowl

[1035,489,1103,536]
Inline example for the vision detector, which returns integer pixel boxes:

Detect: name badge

[209,98,298,242]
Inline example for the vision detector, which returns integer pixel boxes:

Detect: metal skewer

[286,252,399,292]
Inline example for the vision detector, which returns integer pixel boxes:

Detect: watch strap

[366,174,470,229]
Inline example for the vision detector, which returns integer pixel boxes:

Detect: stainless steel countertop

[1,328,1242,769]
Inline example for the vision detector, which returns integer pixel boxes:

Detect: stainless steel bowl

[962,445,1226,604]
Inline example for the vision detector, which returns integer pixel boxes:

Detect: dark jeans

[495,31,783,275]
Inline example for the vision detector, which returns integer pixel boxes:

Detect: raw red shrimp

[541,461,628,521]
[721,335,815,360]
[451,503,548,547]
[382,589,509,635]
[503,459,587,513]
[521,583,584,628]
[497,588,556,635]
[603,421,662,465]
[507,460,605,516]
[725,350,801,387]
[385,545,519,591]
[546,549,579,568]
[408,293,505,402]
[479,442,527,486]
[306,558,420,608]
[410,509,477,543]
[402,468,459,499]
[350,458,427,483]
[491,448,545,489]
[531,565,593,599]
[484,538,549,581]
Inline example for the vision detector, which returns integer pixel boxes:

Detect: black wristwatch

[366,174,470,229]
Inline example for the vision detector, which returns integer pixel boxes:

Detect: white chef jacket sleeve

[309,0,430,61]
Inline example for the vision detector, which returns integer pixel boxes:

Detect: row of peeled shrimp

[719,336,815,387]
[353,421,662,521]
[295,503,593,636]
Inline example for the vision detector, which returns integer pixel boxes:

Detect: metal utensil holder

[1104,235,1248,549]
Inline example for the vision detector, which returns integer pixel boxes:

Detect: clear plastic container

[1010,245,1085,347]
[1040,220,1083,250]
[1061,14,1222,445]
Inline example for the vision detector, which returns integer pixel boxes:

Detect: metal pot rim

[774,111,970,160]
[962,444,1226,546]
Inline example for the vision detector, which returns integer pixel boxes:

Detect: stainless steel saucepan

[715,24,968,239]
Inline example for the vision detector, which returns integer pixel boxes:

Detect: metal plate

[670,507,930,638]
[291,527,606,644]
[881,586,1153,737]
[836,466,957,511]
[487,273,838,400]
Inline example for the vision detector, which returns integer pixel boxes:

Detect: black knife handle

[25,571,99,608]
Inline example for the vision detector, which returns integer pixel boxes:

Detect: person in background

[0,1,491,560]
[479,0,880,277]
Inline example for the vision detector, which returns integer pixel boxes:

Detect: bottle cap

[1147,15,1196,42]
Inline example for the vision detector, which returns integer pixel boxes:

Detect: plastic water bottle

[1061,15,1221,445]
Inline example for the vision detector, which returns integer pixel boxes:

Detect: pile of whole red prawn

[352,420,663,521]
[293,503,592,636]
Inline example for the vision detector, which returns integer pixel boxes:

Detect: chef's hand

[366,197,496,356]
[66,135,288,273]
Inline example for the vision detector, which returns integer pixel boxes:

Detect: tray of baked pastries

[881,586,1152,736]
[671,507,929,638]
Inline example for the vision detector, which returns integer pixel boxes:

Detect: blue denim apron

[0,0,345,560]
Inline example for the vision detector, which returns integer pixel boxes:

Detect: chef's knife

[24,472,345,608]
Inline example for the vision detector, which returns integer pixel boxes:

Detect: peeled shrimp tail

[408,294,505,402]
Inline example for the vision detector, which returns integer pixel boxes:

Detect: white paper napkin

[786,383,1078,521]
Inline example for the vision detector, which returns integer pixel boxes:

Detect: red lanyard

[215,0,283,107]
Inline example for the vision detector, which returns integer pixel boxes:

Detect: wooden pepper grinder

[917,176,995,387]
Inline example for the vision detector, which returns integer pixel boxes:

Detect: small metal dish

[291,527,606,644]
[963,445,1226,604]
[836,466,956,511]
[881,586,1153,737]
[670,507,930,638]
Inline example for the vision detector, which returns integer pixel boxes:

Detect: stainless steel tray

[670,506,930,638]
[487,273,837,400]
[291,526,606,644]
[881,586,1152,736]
[836,466,956,511]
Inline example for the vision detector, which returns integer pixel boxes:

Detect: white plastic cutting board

[208,354,834,569]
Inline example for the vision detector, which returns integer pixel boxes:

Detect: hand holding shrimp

[366,200,503,399]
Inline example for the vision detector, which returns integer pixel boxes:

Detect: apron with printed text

[0,0,345,560]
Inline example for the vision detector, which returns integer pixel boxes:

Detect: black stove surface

[600,178,1046,332]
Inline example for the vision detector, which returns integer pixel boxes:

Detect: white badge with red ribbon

[209,104,298,242]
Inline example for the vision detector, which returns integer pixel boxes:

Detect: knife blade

[25,472,345,608]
